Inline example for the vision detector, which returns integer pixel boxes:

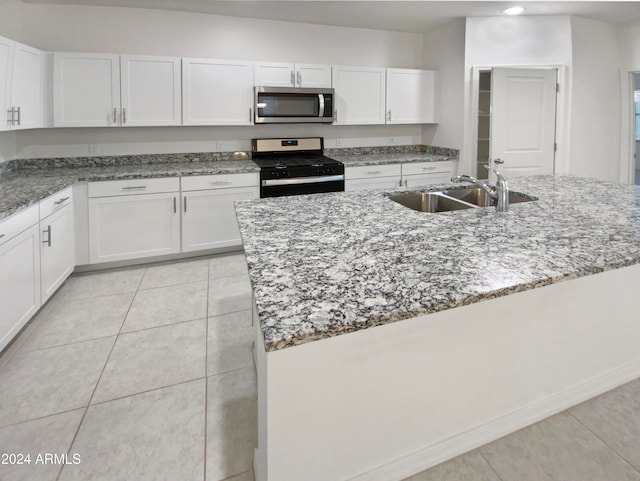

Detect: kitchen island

[234,175,640,481]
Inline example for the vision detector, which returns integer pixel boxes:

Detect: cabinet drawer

[88,177,180,197]
[0,204,39,247]
[402,161,454,176]
[39,187,73,219]
[345,164,401,179]
[181,172,259,191]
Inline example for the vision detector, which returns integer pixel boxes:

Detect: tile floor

[1,252,640,481]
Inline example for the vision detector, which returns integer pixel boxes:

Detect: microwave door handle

[318,94,325,117]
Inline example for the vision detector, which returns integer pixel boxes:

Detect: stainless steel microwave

[254,87,334,124]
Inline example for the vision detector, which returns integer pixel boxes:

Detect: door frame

[468,65,569,178]
[620,69,639,184]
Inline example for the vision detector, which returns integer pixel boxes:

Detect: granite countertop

[235,175,640,352]
[0,159,260,221]
[331,152,454,167]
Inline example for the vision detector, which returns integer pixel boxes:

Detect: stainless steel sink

[442,187,538,207]
[389,192,476,213]
[389,188,537,213]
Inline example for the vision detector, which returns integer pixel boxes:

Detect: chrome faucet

[451,159,510,212]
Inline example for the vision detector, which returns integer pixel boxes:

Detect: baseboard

[347,359,640,481]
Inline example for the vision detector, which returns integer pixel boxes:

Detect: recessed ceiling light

[503,6,525,15]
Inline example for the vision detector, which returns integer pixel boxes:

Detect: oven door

[261,175,344,198]
[254,87,334,124]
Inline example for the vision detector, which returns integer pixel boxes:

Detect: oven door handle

[262,175,344,187]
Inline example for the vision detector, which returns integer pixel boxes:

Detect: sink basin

[389,192,476,213]
[442,187,538,207]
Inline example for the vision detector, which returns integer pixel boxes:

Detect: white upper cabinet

[254,62,332,88]
[53,52,181,127]
[332,66,386,125]
[120,55,182,126]
[386,68,438,124]
[182,58,254,126]
[54,52,119,127]
[1,36,43,131]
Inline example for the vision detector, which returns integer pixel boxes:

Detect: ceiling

[20,0,640,33]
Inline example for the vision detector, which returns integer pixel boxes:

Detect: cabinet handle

[387,110,391,122]
[404,179,408,187]
[211,180,233,185]
[297,71,301,86]
[183,196,187,213]
[249,108,252,123]
[422,166,437,171]
[334,110,338,122]
[15,106,20,126]
[54,196,70,205]
[113,108,117,124]
[290,70,295,86]
[173,197,177,214]
[6,108,12,126]
[367,170,383,175]
[42,225,52,247]
[0,233,5,240]
[122,108,126,124]
[121,185,147,190]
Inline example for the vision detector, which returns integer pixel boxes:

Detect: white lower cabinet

[181,173,259,252]
[88,178,181,264]
[401,161,455,187]
[344,164,401,191]
[0,205,41,351]
[39,187,75,302]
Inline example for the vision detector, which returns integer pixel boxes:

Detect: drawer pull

[54,196,70,205]
[367,171,383,175]
[122,186,147,190]
[0,233,5,240]
[211,180,233,185]
[422,166,438,171]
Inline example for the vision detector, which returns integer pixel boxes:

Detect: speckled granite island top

[235,175,640,352]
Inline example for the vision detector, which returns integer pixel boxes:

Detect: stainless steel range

[252,137,345,198]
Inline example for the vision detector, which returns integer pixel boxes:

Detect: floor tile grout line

[477,449,507,481]
[204,260,211,481]
[55,267,146,481]
[567,409,640,475]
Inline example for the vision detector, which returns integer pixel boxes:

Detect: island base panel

[255,263,640,481]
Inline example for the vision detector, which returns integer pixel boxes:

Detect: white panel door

[254,61,295,87]
[0,224,41,352]
[182,186,258,252]
[182,58,254,125]
[345,177,401,192]
[10,42,43,130]
[332,66,386,125]
[88,192,181,263]
[53,52,120,127]
[491,68,557,177]
[295,64,332,88]
[0,36,13,132]
[120,55,181,126]
[386,68,438,124]
[40,203,75,302]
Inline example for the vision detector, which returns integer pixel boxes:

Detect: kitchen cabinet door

[53,52,120,127]
[10,42,43,130]
[0,36,12,132]
[40,190,75,303]
[344,164,402,191]
[120,55,181,126]
[88,192,180,264]
[182,185,259,252]
[332,66,385,125]
[182,58,254,126]
[0,222,41,352]
[255,62,331,88]
[345,177,401,191]
[386,68,438,124]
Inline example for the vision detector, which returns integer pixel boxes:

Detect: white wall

[461,16,573,176]
[0,0,426,161]
[422,19,466,155]
[569,16,621,181]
